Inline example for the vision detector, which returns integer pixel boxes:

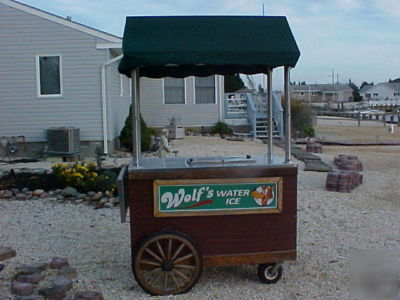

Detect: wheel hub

[161,260,174,271]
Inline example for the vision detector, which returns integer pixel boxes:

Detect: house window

[311,92,317,96]
[365,93,371,99]
[195,76,216,104]
[164,78,185,104]
[300,92,304,96]
[36,55,62,96]
[373,93,378,96]
[394,92,400,96]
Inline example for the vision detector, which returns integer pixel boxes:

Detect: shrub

[211,121,233,136]
[119,106,155,151]
[283,100,315,138]
[52,162,117,193]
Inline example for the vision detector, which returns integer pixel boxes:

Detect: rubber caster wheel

[257,263,283,284]
[133,231,202,296]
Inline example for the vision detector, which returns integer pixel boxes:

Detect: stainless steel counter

[128,154,294,173]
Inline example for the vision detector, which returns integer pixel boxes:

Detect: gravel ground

[1,136,400,299]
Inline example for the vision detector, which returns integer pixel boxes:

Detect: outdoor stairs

[253,114,281,139]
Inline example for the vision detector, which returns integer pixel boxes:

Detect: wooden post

[358,112,361,127]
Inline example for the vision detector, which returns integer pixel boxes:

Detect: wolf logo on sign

[251,185,274,206]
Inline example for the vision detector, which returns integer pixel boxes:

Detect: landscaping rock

[22,187,30,193]
[91,192,103,201]
[62,187,78,197]
[87,191,96,197]
[38,286,66,299]
[53,275,73,291]
[40,192,49,199]
[16,193,27,200]
[99,198,108,206]
[33,189,44,197]
[75,199,85,204]
[76,193,86,200]
[11,281,34,296]
[17,263,48,275]
[57,266,77,279]
[12,188,20,194]
[46,198,58,201]
[0,246,16,260]
[2,190,13,198]
[0,170,4,177]
[108,197,119,206]
[50,257,69,269]
[16,273,43,284]
[15,296,44,300]
[56,194,64,200]
[104,203,112,208]
[74,291,104,300]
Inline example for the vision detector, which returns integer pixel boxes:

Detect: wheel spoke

[171,243,185,261]
[144,267,161,275]
[149,270,164,286]
[139,259,161,267]
[170,270,181,289]
[163,272,169,290]
[173,269,191,284]
[174,264,196,270]
[156,241,166,260]
[174,253,193,264]
[167,238,172,260]
[145,248,163,262]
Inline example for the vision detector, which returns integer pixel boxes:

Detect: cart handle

[118,166,128,223]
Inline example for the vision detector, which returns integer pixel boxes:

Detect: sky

[16,0,400,90]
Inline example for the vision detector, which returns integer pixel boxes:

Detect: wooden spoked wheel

[133,231,202,295]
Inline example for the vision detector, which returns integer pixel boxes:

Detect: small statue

[159,129,173,157]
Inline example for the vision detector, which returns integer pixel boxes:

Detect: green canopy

[118,16,300,78]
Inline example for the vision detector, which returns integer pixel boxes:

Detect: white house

[0,0,224,157]
[360,81,400,101]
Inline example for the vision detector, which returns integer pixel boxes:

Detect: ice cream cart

[117,16,300,296]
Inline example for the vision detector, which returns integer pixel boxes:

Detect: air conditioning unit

[47,127,80,155]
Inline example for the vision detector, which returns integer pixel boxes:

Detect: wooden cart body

[122,155,297,268]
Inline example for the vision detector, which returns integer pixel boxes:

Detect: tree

[360,81,373,90]
[348,79,362,102]
[119,106,156,151]
[224,74,245,92]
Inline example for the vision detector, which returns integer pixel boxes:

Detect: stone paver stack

[306,142,322,153]
[326,155,363,193]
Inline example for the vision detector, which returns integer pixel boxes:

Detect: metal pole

[131,68,141,168]
[267,68,273,164]
[284,66,292,163]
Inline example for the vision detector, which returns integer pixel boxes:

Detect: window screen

[195,76,215,104]
[39,56,61,95]
[164,78,185,104]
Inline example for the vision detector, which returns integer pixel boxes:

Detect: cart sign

[153,177,282,217]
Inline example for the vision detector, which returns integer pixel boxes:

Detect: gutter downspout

[101,54,123,155]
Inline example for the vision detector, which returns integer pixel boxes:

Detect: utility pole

[262,4,265,16]
[328,69,335,109]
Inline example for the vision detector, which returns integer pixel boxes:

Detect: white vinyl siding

[164,77,185,104]
[195,76,216,104]
[36,54,62,97]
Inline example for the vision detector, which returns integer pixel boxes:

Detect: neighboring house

[139,75,224,128]
[0,0,127,156]
[0,0,225,157]
[291,83,353,103]
[359,82,400,101]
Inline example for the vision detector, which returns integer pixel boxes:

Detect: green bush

[281,100,314,138]
[291,100,314,137]
[119,106,155,151]
[211,121,233,135]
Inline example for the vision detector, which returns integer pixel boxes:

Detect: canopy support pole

[284,66,292,163]
[267,68,273,164]
[131,68,141,168]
